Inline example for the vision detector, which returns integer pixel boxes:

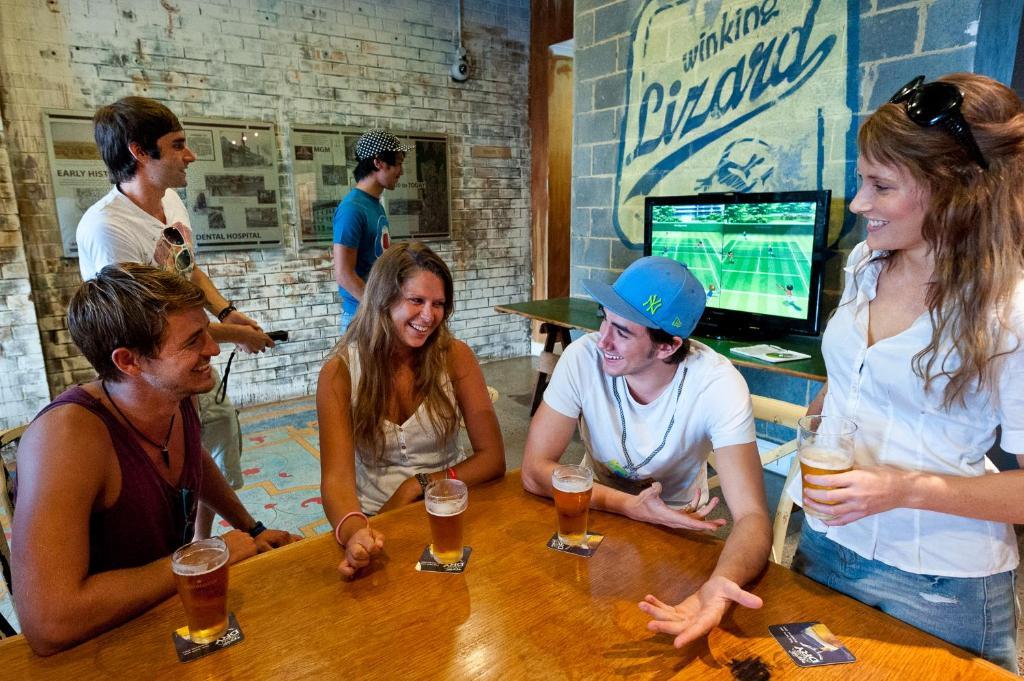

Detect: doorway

[529,0,573,342]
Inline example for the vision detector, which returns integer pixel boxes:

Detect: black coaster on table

[172,611,244,663]
[415,546,472,573]
[547,532,604,557]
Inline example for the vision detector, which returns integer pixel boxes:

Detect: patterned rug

[227,396,328,537]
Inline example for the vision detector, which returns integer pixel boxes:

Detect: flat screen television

[643,190,831,338]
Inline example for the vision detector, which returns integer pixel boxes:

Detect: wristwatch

[415,473,431,496]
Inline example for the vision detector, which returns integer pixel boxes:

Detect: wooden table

[0,473,1011,679]
[495,298,827,414]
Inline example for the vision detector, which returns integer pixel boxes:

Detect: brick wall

[0,0,532,412]
[571,0,987,288]
[0,107,50,429]
[571,0,988,411]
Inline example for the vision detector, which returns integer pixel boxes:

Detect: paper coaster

[769,622,856,667]
[547,532,604,557]
[172,612,244,663]
[415,546,472,573]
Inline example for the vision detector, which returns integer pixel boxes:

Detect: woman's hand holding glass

[803,465,912,525]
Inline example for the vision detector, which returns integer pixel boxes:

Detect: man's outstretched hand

[638,575,763,648]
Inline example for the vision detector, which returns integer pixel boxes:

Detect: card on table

[172,612,244,663]
[546,532,604,557]
[768,621,855,667]
[415,546,472,573]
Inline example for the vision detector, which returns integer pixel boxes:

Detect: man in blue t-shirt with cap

[332,129,411,332]
[521,256,770,649]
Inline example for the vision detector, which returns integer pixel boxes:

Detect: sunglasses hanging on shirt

[162,226,194,271]
[180,487,197,545]
[888,75,989,170]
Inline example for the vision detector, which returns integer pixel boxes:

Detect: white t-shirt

[787,241,1024,577]
[543,333,755,508]
[76,186,195,280]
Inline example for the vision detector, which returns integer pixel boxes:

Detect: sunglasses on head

[888,75,989,170]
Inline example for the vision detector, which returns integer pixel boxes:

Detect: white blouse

[346,346,466,515]
[788,241,1024,577]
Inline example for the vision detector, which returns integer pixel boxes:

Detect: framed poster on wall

[179,117,282,251]
[389,132,451,240]
[44,111,283,256]
[292,124,356,244]
[43,111,113,257]
[294,125,451,245]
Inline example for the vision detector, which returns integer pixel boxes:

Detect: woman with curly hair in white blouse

[791,73,1024,672]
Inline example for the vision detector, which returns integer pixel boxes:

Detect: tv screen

[643,190,831,337]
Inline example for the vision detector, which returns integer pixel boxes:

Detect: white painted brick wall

[0,92,50,428]
[0,0,532,411]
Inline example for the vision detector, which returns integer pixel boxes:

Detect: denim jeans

[792,522,1019,672]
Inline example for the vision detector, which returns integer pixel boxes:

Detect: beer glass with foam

[797,415,857,519]
[552,464,593,547]
[171,536,230,644]
[425,479,468,564]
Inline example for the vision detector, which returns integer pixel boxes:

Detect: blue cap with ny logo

[582,256,706,338]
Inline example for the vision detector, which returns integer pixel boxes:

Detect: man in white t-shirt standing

[76,96,274,539]
[522,256,770,648]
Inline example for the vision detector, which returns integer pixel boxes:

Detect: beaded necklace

[611,366,688,475]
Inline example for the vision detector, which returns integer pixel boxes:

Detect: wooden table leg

[530,323,573,415]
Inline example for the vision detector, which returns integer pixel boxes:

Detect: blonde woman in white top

[317,242,505,576]
[791,73,1024,672]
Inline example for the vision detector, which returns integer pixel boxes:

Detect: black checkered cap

[355,129,410,161]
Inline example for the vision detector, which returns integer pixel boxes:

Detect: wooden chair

[0,424,26,638]
[707,395,804,565]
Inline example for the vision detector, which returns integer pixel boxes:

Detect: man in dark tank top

[11,264,299,656]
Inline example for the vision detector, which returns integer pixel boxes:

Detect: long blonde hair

[334,242,459,464]
[857,73,1024,408]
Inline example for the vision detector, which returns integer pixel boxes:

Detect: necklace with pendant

[102,381,176,467]
[612,366,688,476]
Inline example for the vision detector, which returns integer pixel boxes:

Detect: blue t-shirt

[332,187,390,314]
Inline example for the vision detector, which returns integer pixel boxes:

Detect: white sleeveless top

[346,346,466,514]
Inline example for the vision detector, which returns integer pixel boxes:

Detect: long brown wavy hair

[334,242,459,464]
[857,73,1024,408]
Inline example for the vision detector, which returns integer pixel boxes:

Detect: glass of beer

[797,415,857,519]
[425,479,468,564]
[171,536,230,644]
[552,464,593,547]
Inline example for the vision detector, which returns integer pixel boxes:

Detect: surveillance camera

[450,46,469,82]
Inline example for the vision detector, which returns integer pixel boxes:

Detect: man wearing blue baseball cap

[522,256,770,648]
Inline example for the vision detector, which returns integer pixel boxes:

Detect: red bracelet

[446,467,458,480]
[334,511,369,546]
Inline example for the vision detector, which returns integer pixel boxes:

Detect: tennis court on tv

[649,202,816,320]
